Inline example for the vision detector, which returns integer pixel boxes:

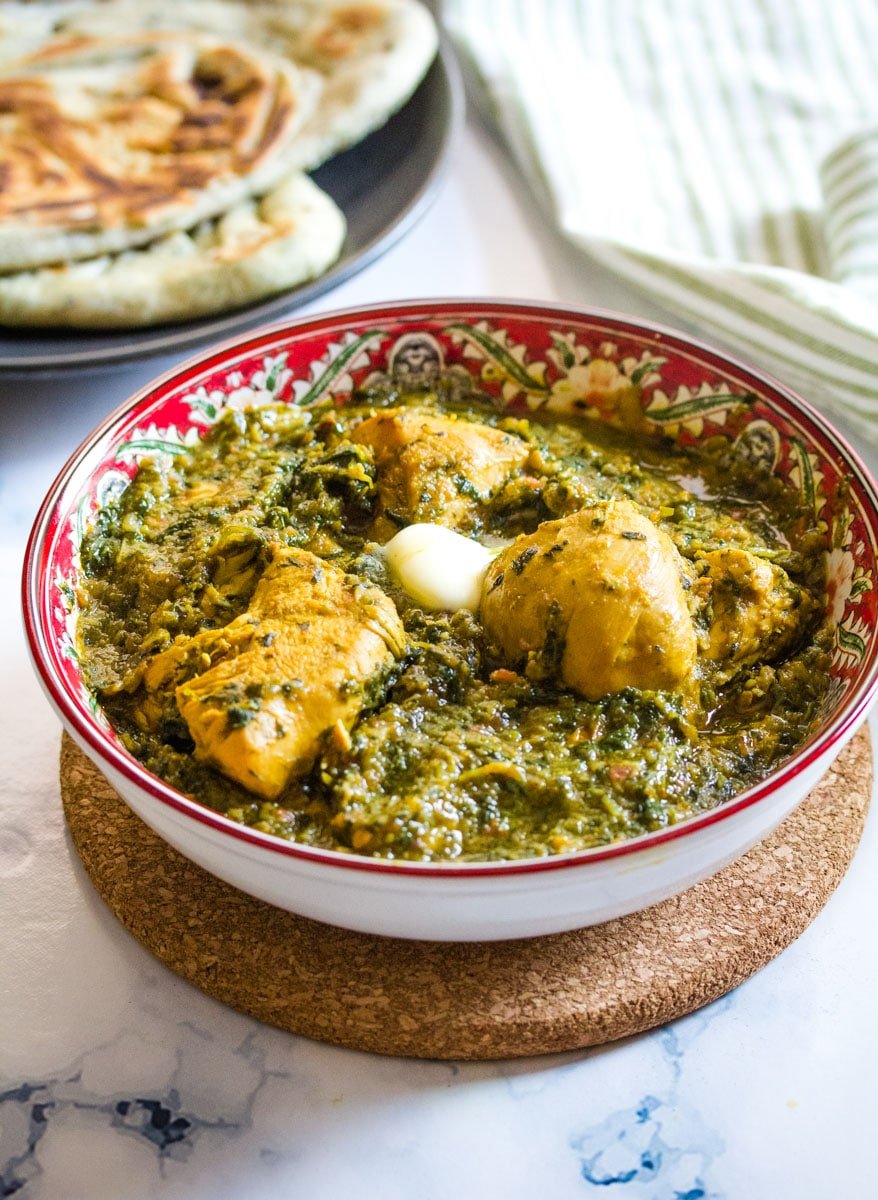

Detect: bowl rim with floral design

[23,298,878,879]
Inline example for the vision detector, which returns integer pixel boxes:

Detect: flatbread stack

[0,0,438,327]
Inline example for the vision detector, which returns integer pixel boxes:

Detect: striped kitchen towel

[444,0,878,442]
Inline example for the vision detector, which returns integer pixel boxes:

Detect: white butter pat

[382,523,495,612]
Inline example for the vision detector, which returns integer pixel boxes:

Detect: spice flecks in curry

[77,385,830,861]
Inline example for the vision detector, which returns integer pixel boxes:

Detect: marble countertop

[2,105,877,1200]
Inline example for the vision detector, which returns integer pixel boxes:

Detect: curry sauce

[78,385,831,861]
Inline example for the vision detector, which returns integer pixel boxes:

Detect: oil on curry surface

[74,323,838,862]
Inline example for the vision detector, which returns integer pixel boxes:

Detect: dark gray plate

[0,43,462,376]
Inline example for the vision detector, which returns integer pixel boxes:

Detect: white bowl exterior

[29,302,878,943]
[62,719,858,941]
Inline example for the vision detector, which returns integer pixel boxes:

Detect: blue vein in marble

[0,1074,236,1196]
[0,1028,288,1196]
[569,997,732,1198]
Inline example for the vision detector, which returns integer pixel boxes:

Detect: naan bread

[3,0,439,169]
[0,1,436,323]
[0,30,322,271]
[0,172,345,327]
[251,0,440,171]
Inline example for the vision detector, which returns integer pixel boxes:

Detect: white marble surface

[2,108,878,1200]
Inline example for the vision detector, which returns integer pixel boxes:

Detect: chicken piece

[142,546,405,800]
[699,547,810,678]
[480,500,697,700]
[352,408,529,538]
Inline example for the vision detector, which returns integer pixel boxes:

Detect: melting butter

[381,523,496,612]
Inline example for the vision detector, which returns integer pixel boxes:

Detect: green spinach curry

[78,380,831,861]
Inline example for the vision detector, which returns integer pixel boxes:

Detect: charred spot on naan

[307,5,389,61]
[0,31,319,267]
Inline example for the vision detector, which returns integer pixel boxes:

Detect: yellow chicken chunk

[700,547,809,677]
[352,408,529,538]
[143,547,405,800]
[480,501,697,699]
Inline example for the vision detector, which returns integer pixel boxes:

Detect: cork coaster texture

[61,730,872,1061]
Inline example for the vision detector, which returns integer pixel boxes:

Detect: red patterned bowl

[23,301,878,940]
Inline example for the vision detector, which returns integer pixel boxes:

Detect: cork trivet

[61,730,872,1061]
